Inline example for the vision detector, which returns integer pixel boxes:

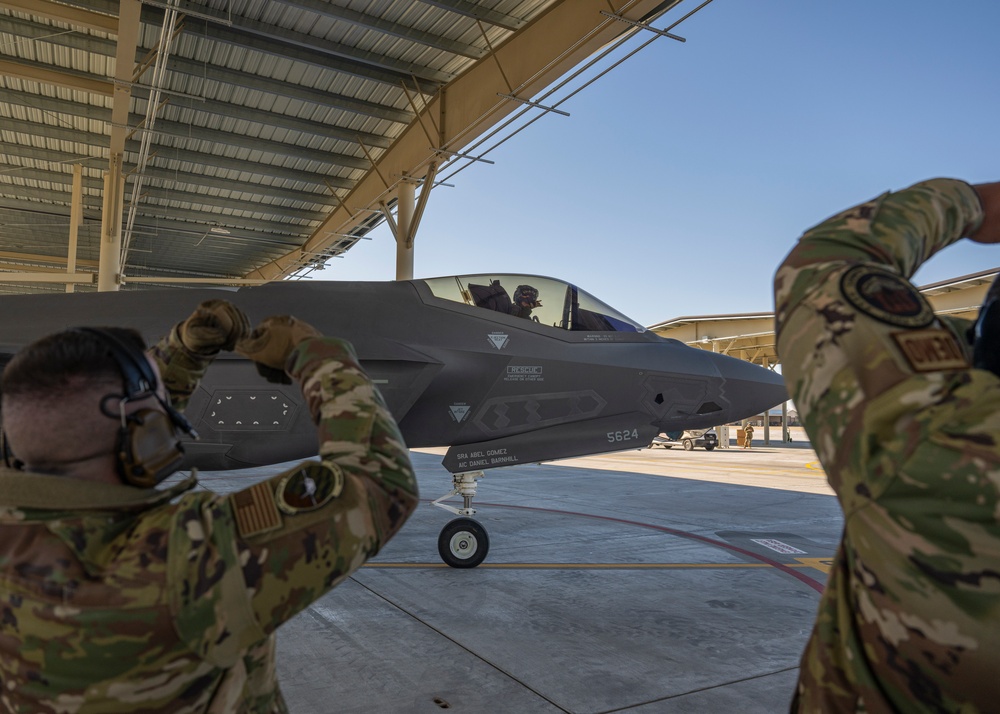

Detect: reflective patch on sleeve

[233,481,283,538]
[892,329,969,372]
[276,462,344,515]
[841,266,934,328]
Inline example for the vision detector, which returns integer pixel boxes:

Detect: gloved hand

[236,315,321,384]
[179,300,251,355]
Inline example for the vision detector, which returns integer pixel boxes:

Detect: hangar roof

[0,0,689,293]
[650,267,1000,368]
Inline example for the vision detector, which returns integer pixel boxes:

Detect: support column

[782,400,789,443]
[98,156,124,292]
[394,178,417,281]
[66,163,83,293]
[762,357,771,445]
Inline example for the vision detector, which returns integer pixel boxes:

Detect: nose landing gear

[437,517,489,568]
[432,471,490,568]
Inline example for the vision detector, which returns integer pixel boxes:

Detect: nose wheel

[432,471,491,568]
[437,517,490,568]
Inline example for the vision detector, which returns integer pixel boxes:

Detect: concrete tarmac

[191,431,840,713]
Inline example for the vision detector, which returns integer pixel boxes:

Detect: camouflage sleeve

[774,178,984,491]
[147,324,214,411]
[169,337,418,659]
[776,180,1000,712]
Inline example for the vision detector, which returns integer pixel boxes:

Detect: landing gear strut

[432,471,490,568]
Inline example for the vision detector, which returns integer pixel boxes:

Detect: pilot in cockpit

[511,284,542,319]
[468,280,541,320]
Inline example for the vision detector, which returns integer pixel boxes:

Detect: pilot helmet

[514,285,539,305]
[973,272,1000,377]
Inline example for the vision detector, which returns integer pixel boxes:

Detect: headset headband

[73,326,197,439]
[74,327,157,399]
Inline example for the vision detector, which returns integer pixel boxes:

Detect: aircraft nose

[710,353,788,420]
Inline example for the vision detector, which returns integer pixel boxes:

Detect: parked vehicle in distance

[648,429,719,451]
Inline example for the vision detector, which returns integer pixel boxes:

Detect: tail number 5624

[607,429,640,443]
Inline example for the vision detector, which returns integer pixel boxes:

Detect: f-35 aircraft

[0,274,786,567]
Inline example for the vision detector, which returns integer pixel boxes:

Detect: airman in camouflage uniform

[775,178,1000,712]
[0,304,419,713]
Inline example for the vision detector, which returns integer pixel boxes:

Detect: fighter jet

[0,273,786,567]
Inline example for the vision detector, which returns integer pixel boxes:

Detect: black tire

[682,439,694,451]
[438,517,490,568]
[704,444,715,451]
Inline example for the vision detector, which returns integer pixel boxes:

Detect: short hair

[1,327,147,403]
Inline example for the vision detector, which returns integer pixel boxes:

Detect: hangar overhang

[649,268,1000,369]
[0,0,711,293]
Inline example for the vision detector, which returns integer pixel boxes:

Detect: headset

[2,328,198,488]
[83,328,199,487]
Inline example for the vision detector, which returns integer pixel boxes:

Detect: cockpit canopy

[423,274,646,333]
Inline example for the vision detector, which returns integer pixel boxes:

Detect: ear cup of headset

[117,408,186,488]
[0,429,23,470]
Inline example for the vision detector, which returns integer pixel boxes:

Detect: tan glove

[179,299,251,355]
[236,315,321,384]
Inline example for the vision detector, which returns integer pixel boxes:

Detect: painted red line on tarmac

[448,500,826,594]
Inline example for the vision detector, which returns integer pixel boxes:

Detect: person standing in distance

[0,301,419,713]
[775,178,1000,712]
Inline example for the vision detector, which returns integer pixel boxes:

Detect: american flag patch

[233,482,282,538]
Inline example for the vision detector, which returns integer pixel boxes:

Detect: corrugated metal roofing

[0,0,683,293]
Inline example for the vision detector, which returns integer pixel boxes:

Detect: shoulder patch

[276,462,344,515]
[233,481,283,538]
[892,329,969,372]
[840,265,934,328]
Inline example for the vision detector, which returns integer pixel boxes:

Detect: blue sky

[315,0,1000,328]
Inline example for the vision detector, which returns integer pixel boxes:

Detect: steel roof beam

[139,166,333,206]
[0,250,98,269]
[0,14,116,53]
[134,144,356,189]
[0,14,413,128]
[136,118,371,171]
[417,0,526,31]
[1,115,109,149]
[0,184,103,210]
[131,239,295,260]
[269,0,486,58]
[0,85,394,160]
[122,239,292,263]
[0,118,356,189]
[0,58,113,96]
[0,0,117,33]
[121,225,297,253]
[189,21,449,89]
[0,197,80,217]
[141,188,327,223]
[0,272,94,284]
[0,87,110,123]
[125,203,314,237]
[0,230,99,254]
[123,253,282,274]
[161,55,411,129]
[0,144,109,173]
[0,168,103,193]
[0,194,307,252]
[0,167,326,223]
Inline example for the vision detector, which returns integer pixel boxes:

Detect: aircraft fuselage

[0,275,787,472]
